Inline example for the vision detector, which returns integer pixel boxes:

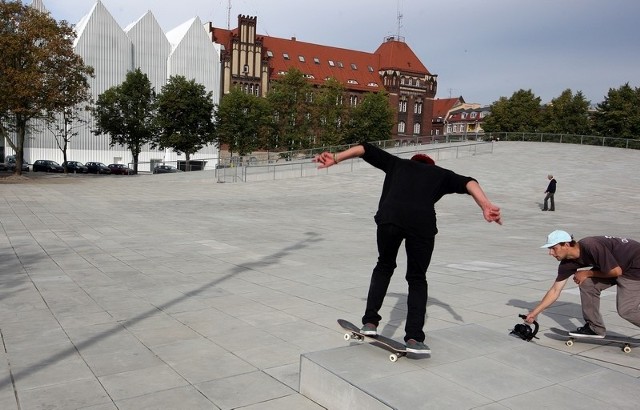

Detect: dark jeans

[543,192,555,211]
[362,223,434,342]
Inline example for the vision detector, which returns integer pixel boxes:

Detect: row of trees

[96,67,395,171]
[483,84,640,139]
[215,69,395,157]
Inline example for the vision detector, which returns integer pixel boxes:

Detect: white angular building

[4,0,221,171]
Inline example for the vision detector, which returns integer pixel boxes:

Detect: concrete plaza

[1,141,640,409]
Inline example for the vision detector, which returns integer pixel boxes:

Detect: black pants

[543,192,555,211]
[362,223,434,342]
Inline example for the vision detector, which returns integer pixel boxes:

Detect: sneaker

[406,339,431,354]
[569,325,605,338]
[360,323,377,336]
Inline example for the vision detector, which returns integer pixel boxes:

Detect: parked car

[153,164,182,174]
[85,162,111,174]
[108,163,133,175]
[62,161,88,173]
[4,155,29,172]
[32,160,64,173]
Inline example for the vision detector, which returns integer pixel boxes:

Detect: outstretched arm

[313,145,365,169]
[466,180,502,225]
[525,278,568,323]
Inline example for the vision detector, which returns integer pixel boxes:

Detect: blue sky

[43,0,640,106]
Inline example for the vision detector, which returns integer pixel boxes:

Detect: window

[413,123,421,135]
[471,112,477,118]
[283,53,290,60]
[349,95,358,106]
[298,55,305,62]
[367,82,379,87]
[398,121,406,133]
[266,50,273,58]
[461,113,467,119]
[368,66,374,72]
[347,79,358,84]
[398,100,407,113]
[313,57,320,64]
[414,101,423,114]
[337,61,344,68]
[328,60,335,67]
[350,63,357,70]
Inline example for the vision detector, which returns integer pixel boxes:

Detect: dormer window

[350,63,357,70]
[283,53,290,60]
[328,60,335,67]
[299,55,305,62]
[313,57,320,64]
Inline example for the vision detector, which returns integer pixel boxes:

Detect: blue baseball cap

[540,230,573,248]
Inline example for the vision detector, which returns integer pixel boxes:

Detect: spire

[30,0,48,14]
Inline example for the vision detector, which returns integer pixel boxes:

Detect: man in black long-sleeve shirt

[314,142,502,353]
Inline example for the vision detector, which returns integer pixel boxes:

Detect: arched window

[413,123,421,135]
[398,121,406,134]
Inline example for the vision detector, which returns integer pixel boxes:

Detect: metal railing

[215,140,494,183]
[487,132,640,150]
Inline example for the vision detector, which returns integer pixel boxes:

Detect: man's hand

[482,203,502,225]
[312,152,336,169]
[573,270,591,285]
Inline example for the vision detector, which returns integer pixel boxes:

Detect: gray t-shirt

[557,236,640,281]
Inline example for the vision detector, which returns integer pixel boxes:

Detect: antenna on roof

[227,0,231,30]
[396,0,403,38]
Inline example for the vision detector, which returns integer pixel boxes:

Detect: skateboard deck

[338,319,409,362]
[549,327,640,353]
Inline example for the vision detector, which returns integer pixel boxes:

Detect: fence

[487,132,640,150]
[215,140,494,183]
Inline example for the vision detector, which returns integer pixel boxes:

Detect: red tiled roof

[433,97,463,118]
[263,37,388,92]
[211,22,433,93]
[374,39,429,75]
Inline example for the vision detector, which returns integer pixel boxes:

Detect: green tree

[155,75,216,169]
[93,68,156,174]
[215,87,270,157]
[541,89,591,135]
[266,68,314,152]
[313,77,348,147]
[0,1,93,175]
[592,83,640,139]
[483,89,542,133]
[344,91,395,144]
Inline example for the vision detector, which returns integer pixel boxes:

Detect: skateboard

[549,327,640,353]
[338,319,408,362]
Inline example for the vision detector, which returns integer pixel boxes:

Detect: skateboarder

[314,142,502,353]
[525,230,640,338]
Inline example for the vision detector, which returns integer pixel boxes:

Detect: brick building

[207,15,438,141]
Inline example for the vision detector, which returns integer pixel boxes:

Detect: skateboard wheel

[344,333,351,341]
[389,354,398,362]
[566,339,574,347]
[623,345,631,353]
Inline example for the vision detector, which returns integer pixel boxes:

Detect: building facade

[446,105,490,139]
[208,16,438,142]
[2,1,221,171]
